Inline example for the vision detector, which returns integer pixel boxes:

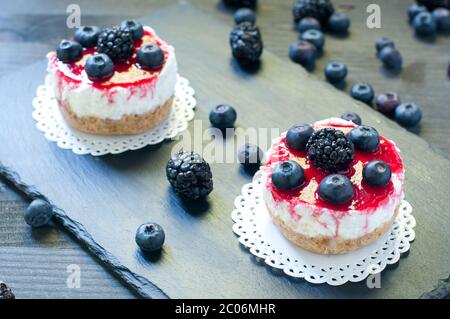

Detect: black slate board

[0,3,449,298]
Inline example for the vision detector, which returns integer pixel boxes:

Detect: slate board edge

[0,163,169,299]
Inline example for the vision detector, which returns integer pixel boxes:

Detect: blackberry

[293,0,335,25]
[417,0,450,10]
[306,128,354,172]
[230,22,263,64]
[0,282,15,299]
[97,27,134,62]
[166,151,213,200]
[223,0,257,8]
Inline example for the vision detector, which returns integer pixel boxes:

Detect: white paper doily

[32,75,196,156]
[232,171,416,286]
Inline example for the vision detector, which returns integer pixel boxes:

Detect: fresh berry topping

[350,82,374,105]
[363,160,392,187]
[395,103,423,127]
[56,40,83,63]
[300,29,325,51]
[223,0,257,8]
[0,282,15,299]
[376,92,401,114]
[288,40,317,67]
[408,4,428,23]
[292,0,335,25]
[432,7,450,32]
[120,20,144,41]
[74,26,101,48]
[286,123,315,150]
[324,62,347,83]
[318,174,354,204]
[327,13,350,33]
[297,17,322,32]
[306,128,354,172]
[97,27,134,62]
[413,11,437,36]
[209,104,237,129]
[135,222,165,252]
[238,143,263,169]
[348,125,380,152]
[379,46,403,70]
[24,199,54,228]
[234,8,256,24]
[85,53,114,81]
[340,112,362,125]
[137,44,165,69]
[375,37,395,57]
[166,151,213,200]
[271,160,305,190]
[230,22,263,64]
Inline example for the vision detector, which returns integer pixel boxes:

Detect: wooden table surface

[0,0,449,298]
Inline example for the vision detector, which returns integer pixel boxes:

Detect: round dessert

[261,118,405,254]
[47,24,177,135]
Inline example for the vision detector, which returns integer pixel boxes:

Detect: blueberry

[135,223,165,252]
[137,44,165,70]
[408,4,428,24]
[120,20,144,41]
[56,40,83,63]
[286,123,314,150]
[24,199,53,228]
[363,160,392,187]
[375,37,395,57]
[348,125,380,152]
[85,53,114,81]
[327,13,350,33]
[74,26,100,48]
[288,41,317,67]
[318,174,354,204]
[234,8,256,25]
[432,8,450,32]
[209,104,237,129]
[350,83,374,105]
[340,112,361,125]
[271,160,305,190]
[395,103,422,127]
[297,17,321,32]
[300,29,325,51]
[375,92,401,114]
[379,46,402,70]
[238,143,263,169]
[324,62,347,83]
[413,11,437,36]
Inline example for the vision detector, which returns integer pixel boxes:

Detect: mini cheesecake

[47,26,177,135]
[261,118,405,254]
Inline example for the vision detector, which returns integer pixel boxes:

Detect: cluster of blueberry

[408,3,450,36]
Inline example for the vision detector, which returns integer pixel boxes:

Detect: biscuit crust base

[59,97,173,135]
[267,204,400,255]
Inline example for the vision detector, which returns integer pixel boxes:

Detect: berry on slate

[166,151,213,200]
[223,0,257,8]
[289,40,317,67]
[135,222,165,252]
[318,174,354,204]
[293,0,335,25]
[327,13,350,33]
[363,160,392,187]
[376,92,401,114]
[340,112,361,125]
[286,123,315,150]
[395,102,422,127]
[348,125,380,152]
[137,44,165,69]
[238,143,263,169]
[230,22,263,64]
[432,7,450,32]
[0,282,15,299]
[324,62,347,83]
[297,17,322,32]
[74,26,101,48]
[85,53,114,81]
[375,37,395,57]
[120,20,144,41]
[209,104,237,129]
[350,83,375,105]
[379,46,402,70]
[412,11,437,36]
[97,26,134,62]
[56,40,83,63]
[234,8,256,25]
[300,29,325,51]
[24,199,54,228]
[408,3,428,23]
[306,128,354,172]
[271,160,305,190]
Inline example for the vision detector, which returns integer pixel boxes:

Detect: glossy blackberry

[0,282,15,299]
[306,128,354,172]
[230,22,263,64]
[166,151,213,200]
[417,0,450,10]
[223,0,257,8]
[97,27,134,62]
[292,0,335,25]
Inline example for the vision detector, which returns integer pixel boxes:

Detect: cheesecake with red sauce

[261,118,405,254]
[47,21,177,135]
